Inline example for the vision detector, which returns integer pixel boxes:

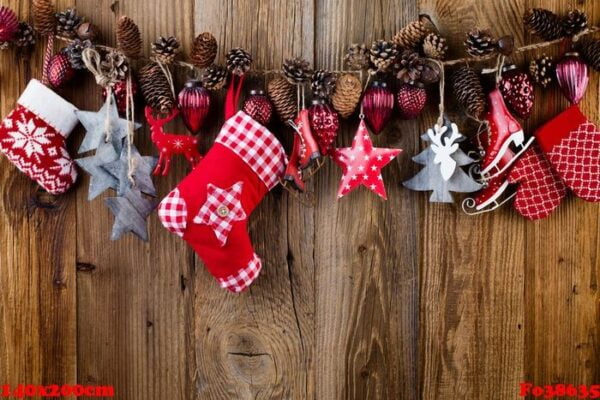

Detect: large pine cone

[55,8,81,38]
[529,55,554,87]
[563,10,588,37]
[393,20,429,49]
[33,0,55,36]
[202,64,228,90]
[267,76,296,122]
[311,69,336,100]
[578,39,600,71]
[63,38,92,69]
[190,32,217,68]
[14,22,36,48]
[344,43,370,70]
[283,57,312,84]
[396,50,424,85]
[423,32,447,60]
[226,48,252,76]
[524,9,564,40]
[331,73,362,119]
[370,40,399,73]
[465,29,497,57]
[116,16,142,58]
[152,36,180,65]
[138,62,175,113]
[452,66,486,120]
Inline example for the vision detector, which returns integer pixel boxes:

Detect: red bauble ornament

[48,53,75,88]
[0,6,18,42]
[308,99,340,156]
[556,52,589,104]
[102,79,139,114]
[397,84,427,119]
[499,64,534,119]
[361,81,394,134]
[178,79,211,134]
[242,89,273,126]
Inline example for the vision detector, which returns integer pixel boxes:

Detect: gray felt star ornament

[105,188,155,241]
[75,140,119,200]
[102,145,158,197]
[75,94,141,154]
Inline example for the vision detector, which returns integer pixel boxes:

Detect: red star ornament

[333,120,402,199]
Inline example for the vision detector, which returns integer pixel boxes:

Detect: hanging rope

[126,72,137,185]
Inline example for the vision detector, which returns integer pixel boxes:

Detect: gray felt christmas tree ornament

[403,120,482,203]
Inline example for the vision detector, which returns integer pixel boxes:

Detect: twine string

[126,72,137,184]
[156,59,176,100]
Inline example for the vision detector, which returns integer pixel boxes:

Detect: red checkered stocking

[158,111,287,292]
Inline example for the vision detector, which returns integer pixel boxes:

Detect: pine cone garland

[331,73,362,119]
[563,10,588,37]
[452,66,487,119]
[102,51,129,82]
[138,62,175,113]
[578,39,600,71]
[465,29,497,57]
[226,48,252,76]
[152,36,180,65]
[33,0,56,36]
[14,22,36,48]
[0,6,19,42]
[202,64,228,90]
[370,40,399,73]
[524,9,564,40]
[116,16,142,58]
[311,69,336,100]
[396,50,425,85]
[267,76,297,122]
[283,57,312,84]
[345,43,370,70]
[529,55,554,87]
[190,32,217,68]
[63,38,91,69]
[55,8,81,38]
[422,32,447,60]
[393,20,429,49]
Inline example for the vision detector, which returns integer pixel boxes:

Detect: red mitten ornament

[158,111,287,292]
[507,145,567,220]
[0,80,79,194]
[535,105,600,202]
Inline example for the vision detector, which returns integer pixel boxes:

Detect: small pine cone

[267,76,297,122]
[393,20,430,49]
[529,55,554,87]
[344,43,369,70]
[116,16,142,58]
[524,9,564,40]
[63,38,91,69]
[33,0,56,36]
[138,62,175,113]
[283,57,312,84]
[331,73,362,119]
[102,51,129,82]
[0,6,19,42]
[226,48,252,76]
[465,29,497,57]
[311,69,336,100]
[452,66,486,119]
[563,10,588,37]
[202,64,228,91]
[423,32,448,60]
[14,22,36,48]
[370,40,399,72]
[190,32,217,68]
[55,8,81,38]
[152,36,180,65]
[578,39,600,71]
[395,50,424,85]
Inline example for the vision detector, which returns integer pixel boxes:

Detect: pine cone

[524,9,564,40]
[563,10,588,37]
[465,29,497,57]
[116,16,142,58]
[344,43,370,70]
[370,40,399,73]
[578,39,600,71]
[226,48,252,76]
[202,64,228,90]
[14,22,36,48]
[331,73,362,119]
[393,20,430,49]
[102,51,129,82]
[283,57,312,84]
[190,32,217,68]
[452,66,486,119]
[396,50,425,84]
[311,69,336,100]
[33,0,56,36]
[138,62,175,113]
[0,6,19,42]
[267,76,296,121]
[63,38,91,69]
[55,8,81,38]
[422,32,447,60]
[152,36,180,65]
[529,55,554,87]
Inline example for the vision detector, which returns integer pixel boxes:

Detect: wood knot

[31,187,60,211]
[76,262,96,272]
[225,331,275,386]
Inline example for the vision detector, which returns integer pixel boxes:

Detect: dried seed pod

[393,20,430,49]
[102,51,129,82]
[138,62,175,113]
[344,43,370,70]
[396,50,425,85]
[331,73,362,119]
[226,48,252,76]
[63,38,92,70]
[152,36,180,65]
[464,29,497,57]
[452,66,487,120]
[563,9,588,37]
[202,64,228,91]
[190,32,217,68]
[370,40,399,73]
[283,57,312,84]
[55,8,81,38]
[116,16,142,58]
[524,8,564,40]
[33,0,56,36]
[422,32,448,60]
[311,69,336,100]
[14,22,36,48]
[267,76,297,122]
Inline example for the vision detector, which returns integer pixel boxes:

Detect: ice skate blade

[480,135,535,181]
[462,182,515,216]
[299,152,322,170]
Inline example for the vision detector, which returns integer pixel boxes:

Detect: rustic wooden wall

[0,0,598,399]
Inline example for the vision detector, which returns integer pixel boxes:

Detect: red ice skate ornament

[283,109,322,191]
[146,107,202,176]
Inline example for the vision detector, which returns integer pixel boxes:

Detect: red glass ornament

[178,79,211,134]
[242,89,273,126]
[556,52,589,104]
[102,79,139,114]
[361,81,394,135]
[397,84,427,119]
[308,99,340,156]
[48,53,75,88]
[0,6,18,42]
[499,64,535,119]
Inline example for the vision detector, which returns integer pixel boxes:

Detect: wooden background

[0,0,598,399]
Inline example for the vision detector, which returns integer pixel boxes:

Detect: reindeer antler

[145,106,180,126]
